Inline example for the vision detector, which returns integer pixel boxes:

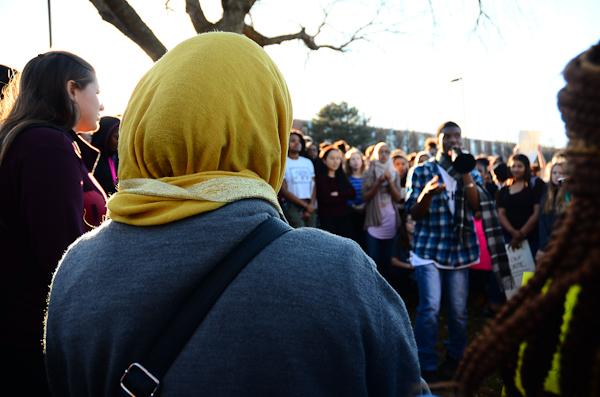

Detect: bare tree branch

[427,0,437,27]
[243,2,381,52]
[89,0,167,61]
[475,0,492,28]
[471,0,502,40]
[243,23,369,52]
[319,5,383,51]
[243,25,310,48]
[314,14,328,37]
[185,0,215,33]
[315,19,373,51]
[91,0,466,61]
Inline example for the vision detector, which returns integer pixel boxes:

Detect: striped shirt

[347,176,364,206]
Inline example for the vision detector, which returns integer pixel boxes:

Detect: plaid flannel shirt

[405,159,482,269]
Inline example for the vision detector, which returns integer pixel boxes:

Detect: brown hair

[415,150,431,164]
[333,139,351,154]
[344,147,366,177]
[364,144,376,162]
[456,41,600,397]
[507,153,531,185]
[543,157,568,215]
[407,152,417,167]
[0,51,96,165]
[424,136,437,150]
[318,144,339,161]
[0,64,16,100]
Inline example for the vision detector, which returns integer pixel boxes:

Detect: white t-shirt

[284,156,315,200]
[437,164,457,217]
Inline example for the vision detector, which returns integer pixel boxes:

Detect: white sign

[504,240,536,299]
[518,130,541,164]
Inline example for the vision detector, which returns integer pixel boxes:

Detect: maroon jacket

[0,125,105,353]
[315,174,355,217]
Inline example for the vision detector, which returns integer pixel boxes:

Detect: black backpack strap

[120,217,291,397]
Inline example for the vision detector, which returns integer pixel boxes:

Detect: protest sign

[518,130,541,164]
[504,240,536,299]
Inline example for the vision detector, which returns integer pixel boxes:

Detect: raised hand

[423,175,445,196]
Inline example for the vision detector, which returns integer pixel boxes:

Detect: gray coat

[45,199,420,396]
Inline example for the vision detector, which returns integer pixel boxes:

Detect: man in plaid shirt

[405,121,482,382]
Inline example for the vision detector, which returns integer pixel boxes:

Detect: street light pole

[47,0,53,48]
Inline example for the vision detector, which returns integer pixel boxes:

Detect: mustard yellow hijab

[108,32,292,226]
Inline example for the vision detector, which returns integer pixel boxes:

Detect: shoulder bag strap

[120,216,291,397]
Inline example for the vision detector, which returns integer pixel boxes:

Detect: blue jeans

[414,264,469,371]
[366,233,395,278]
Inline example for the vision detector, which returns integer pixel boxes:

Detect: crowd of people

[0,32,598,396]
[282,117,573,383]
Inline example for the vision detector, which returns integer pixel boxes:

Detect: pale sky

[1,0,599,148]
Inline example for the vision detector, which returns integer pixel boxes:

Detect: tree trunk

[89,0,167,61]
[216,0,254,33]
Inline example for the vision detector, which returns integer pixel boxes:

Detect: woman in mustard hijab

[44,33,421,396]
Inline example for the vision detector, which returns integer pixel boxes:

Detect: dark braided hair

[455,41,600,397]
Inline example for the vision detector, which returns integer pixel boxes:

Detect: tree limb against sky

[88,0,491,61]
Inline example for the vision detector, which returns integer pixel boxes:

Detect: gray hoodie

[45,199,420,396]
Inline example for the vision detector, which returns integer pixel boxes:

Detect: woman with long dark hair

[497,153,543,256]
[0,51,104,395]
[315,145,355,237]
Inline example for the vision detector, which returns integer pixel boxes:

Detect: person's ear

[66,80,78,101]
